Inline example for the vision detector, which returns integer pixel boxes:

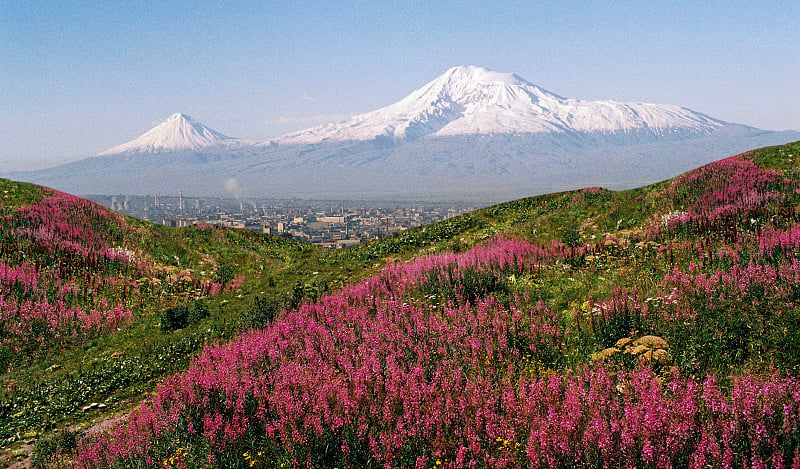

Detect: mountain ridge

[7,66,799,200]
[273,65,725,145]
[96,66,734,155]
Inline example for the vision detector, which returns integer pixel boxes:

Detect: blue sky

[1,1,798,170]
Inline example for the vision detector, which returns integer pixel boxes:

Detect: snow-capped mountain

[8,66,799,202]
[98,113,237,156]
[274,66,724,145]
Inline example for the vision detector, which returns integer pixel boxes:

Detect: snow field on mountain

[99,66,727,155]
[97,114,236,156]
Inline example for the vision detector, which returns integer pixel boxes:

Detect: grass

[1,140,800,467]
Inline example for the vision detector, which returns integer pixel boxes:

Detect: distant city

[86,194,476,249]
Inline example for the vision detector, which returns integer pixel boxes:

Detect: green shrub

[0,344,11,374]
[561,225,581,247]
[31,429,80,468]
[286,281,325,310]
[422,265,512,306]
[243,295,283,329]
[160,304,188,331]
[187,300,209,325]
[589,296,644,349]
[213,262,235,287]
[160,300,209,331]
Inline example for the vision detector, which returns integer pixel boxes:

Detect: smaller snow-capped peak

[98,113,234,156]
[273,65,725,145]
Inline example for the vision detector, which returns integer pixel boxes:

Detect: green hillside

[2,140,800,468]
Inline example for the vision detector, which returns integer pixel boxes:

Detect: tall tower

[179,191,184,211]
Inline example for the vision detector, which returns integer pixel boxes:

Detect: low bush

[243,295,282,329]
[160,300,209,331]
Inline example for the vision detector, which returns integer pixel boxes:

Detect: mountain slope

[274,65,724,144]
[14,140,800,468]
[0,178,315,464]
[97,113,239,156]
[6,66,799,200]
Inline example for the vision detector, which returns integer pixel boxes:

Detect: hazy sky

[2,1,798,171]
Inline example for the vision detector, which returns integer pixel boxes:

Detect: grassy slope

[0,182,315,459]
[1,140,799,466]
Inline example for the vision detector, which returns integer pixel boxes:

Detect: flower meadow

[0,180,318,458]
[0,189,139,362]
[0,186,246,366]
[66,144,800,468]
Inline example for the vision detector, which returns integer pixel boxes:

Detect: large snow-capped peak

[273,65,725,145]
[98,113,234,156]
